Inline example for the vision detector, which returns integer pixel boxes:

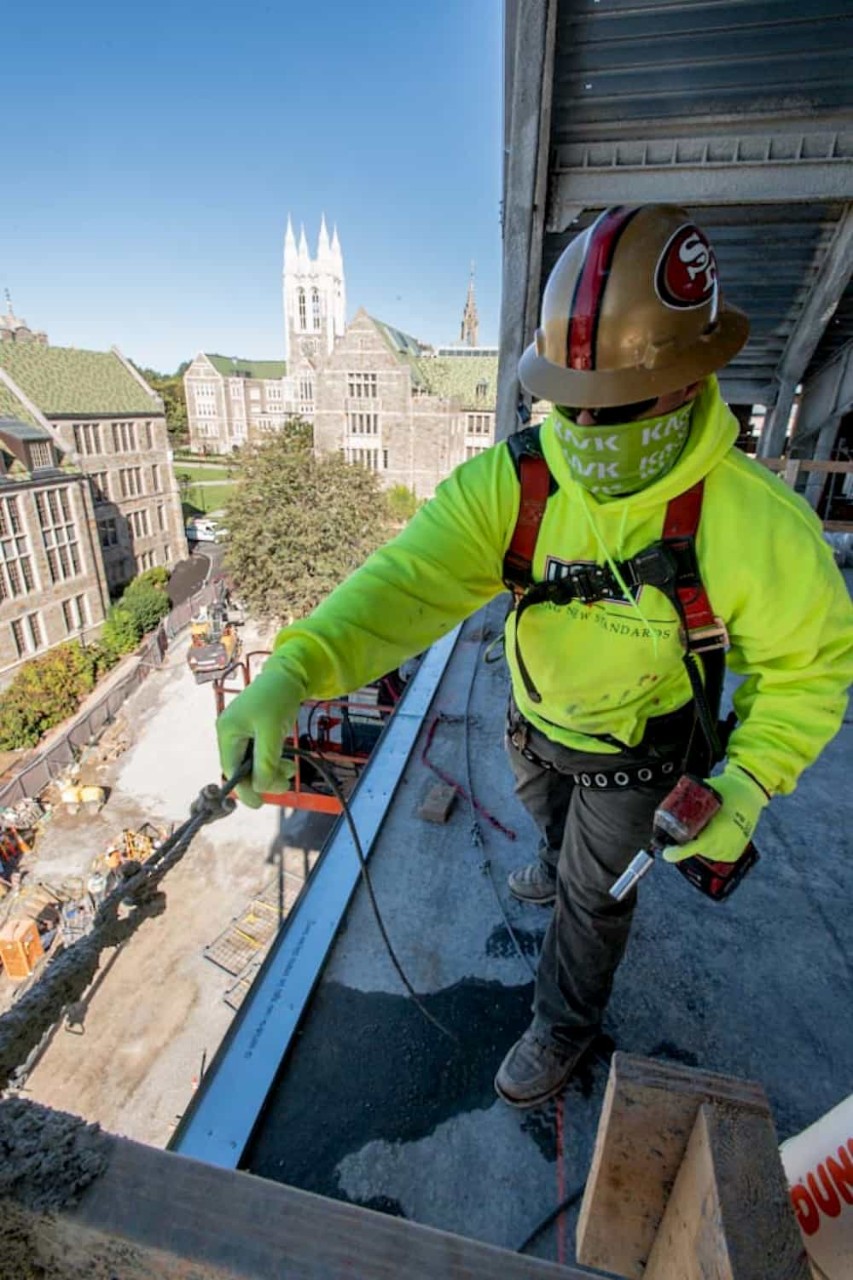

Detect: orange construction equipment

[187,583,242,684]
[213,652,405,814]
[0,918,44,982]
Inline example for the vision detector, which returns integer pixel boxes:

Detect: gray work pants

[507,716,692,1052]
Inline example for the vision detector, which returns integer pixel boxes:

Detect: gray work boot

[507,861,557,905]
[494,1026,586,1108]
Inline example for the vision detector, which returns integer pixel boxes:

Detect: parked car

[186,519,226,543]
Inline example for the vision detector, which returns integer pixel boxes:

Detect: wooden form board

[645,1104,810,1280]
[5,1099,595,1280]
[576,1052,807,1279]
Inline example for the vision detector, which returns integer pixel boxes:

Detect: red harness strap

[662,480,725,649]
[503,452,552,593]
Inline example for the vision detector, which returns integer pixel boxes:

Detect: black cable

[516,1184,585,1254]
[282,745,460,1046]
[462,614,537,980]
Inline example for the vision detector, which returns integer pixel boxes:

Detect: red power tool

[610,774,759,903]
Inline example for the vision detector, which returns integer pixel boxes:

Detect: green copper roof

[0,344,158,416]
[415,355,498,409]
[370,318,426,359]
[205,354,288,380]
[0,382,40,428]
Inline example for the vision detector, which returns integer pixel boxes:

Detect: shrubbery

[0,569,173,750]
[385,485,421,524]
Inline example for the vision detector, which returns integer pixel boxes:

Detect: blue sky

[4,1,504,372]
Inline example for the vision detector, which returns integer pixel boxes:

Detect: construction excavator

[187,583,243,683]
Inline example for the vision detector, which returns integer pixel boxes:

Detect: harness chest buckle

[565,562,611,604]
[686,618,730,653]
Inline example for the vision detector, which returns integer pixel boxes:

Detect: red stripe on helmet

[567,206,639,372]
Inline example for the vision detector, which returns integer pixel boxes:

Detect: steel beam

[792,340,853,443]
[548,130,853,231]
[496,0,558,442]
[759,204,853,456]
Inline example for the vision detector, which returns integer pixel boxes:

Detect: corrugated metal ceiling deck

[540,0,853,408]
[553,0,853,131]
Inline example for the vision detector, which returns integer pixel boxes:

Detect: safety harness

[502,425,729,765]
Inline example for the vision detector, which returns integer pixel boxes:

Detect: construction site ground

[1,623,335,1148]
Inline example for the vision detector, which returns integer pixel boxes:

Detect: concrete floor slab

[238,594,852,1266]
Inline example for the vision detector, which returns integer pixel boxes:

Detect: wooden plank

[576,1053,771,1279]
[644,1104,810,1280]
[7,1100,594,1280]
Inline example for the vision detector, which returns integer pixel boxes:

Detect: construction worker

[218,205,853,1108]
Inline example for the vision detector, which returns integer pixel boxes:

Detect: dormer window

[475,379,489,401]
[29,441,54,470]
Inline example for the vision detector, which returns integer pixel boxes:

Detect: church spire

[284,215,297,268]
[460,262,479,347]
[318,213,331,260]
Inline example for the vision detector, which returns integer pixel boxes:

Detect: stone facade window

[299,375,314,403]
[467,413,492,436]
[0,497,35,599]
[347,412,379,435]
[73,422,101,455]
[11,613,43,658]
[312,289,321,330]
[90,472,110,503]
[97,517,119,549]
[194,384,218,417]
[298,289,307,330]
[62,595,87,633]
[118,467,144,497]
[347,373,378,399]
[112,422,135,452]
[129,509,151,539]
[29,441,54,470]
[345,447,380,470]
[35,488,81,583]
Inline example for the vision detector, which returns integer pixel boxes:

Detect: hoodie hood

[539,376,739,514]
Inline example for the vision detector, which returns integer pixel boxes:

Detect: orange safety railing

[213,652,400,814]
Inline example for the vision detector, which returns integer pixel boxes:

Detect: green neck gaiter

[553,401,694,497]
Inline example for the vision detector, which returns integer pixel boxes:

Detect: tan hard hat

[519,205,749,408]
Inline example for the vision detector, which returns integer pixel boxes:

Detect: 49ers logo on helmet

[655,224,719,315]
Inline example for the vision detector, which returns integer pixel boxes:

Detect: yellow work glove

[216,657,306,808]
[662,767,769,865]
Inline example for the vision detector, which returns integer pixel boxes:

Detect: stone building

[184,354,292,453]
[0,380,108,683]
[313,310,498,497]
[184,220,514,496]
[0,332,186,596]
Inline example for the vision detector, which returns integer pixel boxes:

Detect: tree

[121,580,171,634]
[132,362,189,446]
[386,484,421,524]
[0,643,97,749]
[224,432,391,621]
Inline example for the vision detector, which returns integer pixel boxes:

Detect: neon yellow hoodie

[272,377,853,797]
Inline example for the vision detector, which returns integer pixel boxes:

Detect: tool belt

[506,697,697,789]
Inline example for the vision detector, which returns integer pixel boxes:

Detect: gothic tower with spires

[283,215,346,364]
[460,263,479,347]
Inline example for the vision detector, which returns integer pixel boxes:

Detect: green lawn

[172,464,232,485]
[180,482,236,516]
